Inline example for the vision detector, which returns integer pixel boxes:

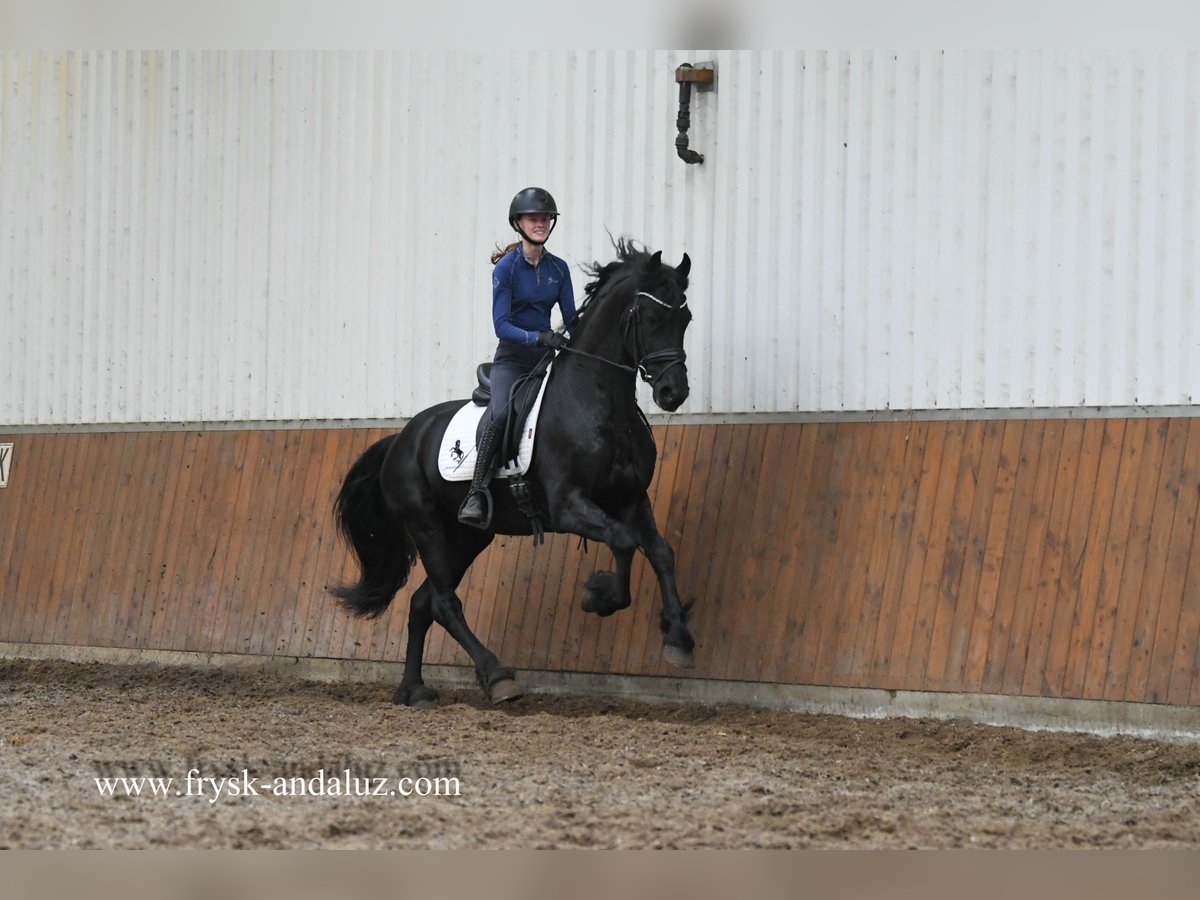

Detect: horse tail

[330,434,417,619]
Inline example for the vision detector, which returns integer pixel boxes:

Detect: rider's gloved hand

[536,331,568,350]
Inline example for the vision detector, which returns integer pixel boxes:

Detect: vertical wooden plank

[1056,418,1127,698]
[42,434,95,643]
[941,419,1004,688]
[1042,419,1116,697]
[708,424,767,681]
[63,433,138,647]
[885,422,949,690]
[732,423,803,682]
[1125,417,1194,701]
[284,428,348,658]
[528,533,573,671]
[995,420,1067,695]
[130,431,190,649]
[848,422,915,682]
[979,420,1046,695]
[901,421,966,690]
[1170,425,1200,705]
[777,423,840,683]
[21,433,76,643]
[1146,418,1200,703]
[109,432,176,647]
[925,420,988,690]
[1079,418,1147,698]
[762,423,821,683]
[1017,419,1088,697]
[812,421,882,685]
[869,421,930,686]
[1100,418,1169,700]
[265,428,325,656]
[961,419,1025,691]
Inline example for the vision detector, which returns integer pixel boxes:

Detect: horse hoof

[393,684,439,707]
[489,678,524,703]
[662,645,694,669]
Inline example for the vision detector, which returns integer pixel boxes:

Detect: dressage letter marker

[0,443,11,488]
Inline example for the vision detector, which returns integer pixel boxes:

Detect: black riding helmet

[509,186,559,245]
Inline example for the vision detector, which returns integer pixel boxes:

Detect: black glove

[536,330,568,350]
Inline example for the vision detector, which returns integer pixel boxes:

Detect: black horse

[331,240,696,706]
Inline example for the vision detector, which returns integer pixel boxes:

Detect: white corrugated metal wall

[2,50,1197,425]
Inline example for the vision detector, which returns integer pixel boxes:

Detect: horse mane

[568,237,653,336]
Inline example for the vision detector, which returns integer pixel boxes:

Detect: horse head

[624,250,693,412]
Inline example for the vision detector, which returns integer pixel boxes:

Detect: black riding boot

[457,419,503,529]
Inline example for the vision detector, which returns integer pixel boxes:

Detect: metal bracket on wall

[675,62,716,164]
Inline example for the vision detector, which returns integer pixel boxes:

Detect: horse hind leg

[391,580,440,708]
[418,527,523,703]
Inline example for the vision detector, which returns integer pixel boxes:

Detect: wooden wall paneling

[1100,418,1171,701]
[150,432,206,650]
[1041,419,1115,697]
[849,422,913,682]
[700,427,758,681]
[0,434,36,641]
[901,421,966,691]
[708,424,767,681]
[1055,418,1127,698]
[321,432,374,663]
[542,534,585,673]
[776,423,840,683]
[731,423,800,682]
[130,432,189,649]
[941,420,1005,689]
[1079,418,1148,698]
[884,423,948,690]
[990,421,1063,695]
[1145,418,1200,703]
[41,433,101,645]
[527,533,572,671]
[268,428,322,656]
[499,529,542,668]
[80,432,138,647]
[1018,419,1089,697]
[266,430,327,657]
[285,428,346,658]
[1170,424,1200,705]
[39,434,91,644]
[30,434,83,643]
[961,420,1025,692]
[869,422,930,684]
[111,433,176,647]
[761,423,820,683]
[1127,417,1195,702]
[925,420,990,691]
[979,421,1047,693]
[813,422,882,686]
[19,433,74,644]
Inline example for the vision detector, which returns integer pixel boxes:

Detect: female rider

[457,187,576,529]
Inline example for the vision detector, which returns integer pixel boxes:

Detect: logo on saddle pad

[437,371,552,483]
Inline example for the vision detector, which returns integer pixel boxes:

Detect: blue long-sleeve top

[491,246,576,348]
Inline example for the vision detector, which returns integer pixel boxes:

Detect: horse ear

[645,250,662,271]
[676,253,691,284]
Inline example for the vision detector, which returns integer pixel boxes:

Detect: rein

[558,290,687,385]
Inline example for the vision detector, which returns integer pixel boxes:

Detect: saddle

[472,359,551,467]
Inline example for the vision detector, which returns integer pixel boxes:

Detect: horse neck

[556,282,638,396]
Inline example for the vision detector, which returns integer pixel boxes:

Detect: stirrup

[457,488,493,529]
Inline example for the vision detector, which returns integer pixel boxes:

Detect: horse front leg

[557,493,695,668]
[581,546,634,617]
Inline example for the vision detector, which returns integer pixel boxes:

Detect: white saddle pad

[437,364,553,482]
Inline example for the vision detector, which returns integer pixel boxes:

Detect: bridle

[558,290,689,386]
